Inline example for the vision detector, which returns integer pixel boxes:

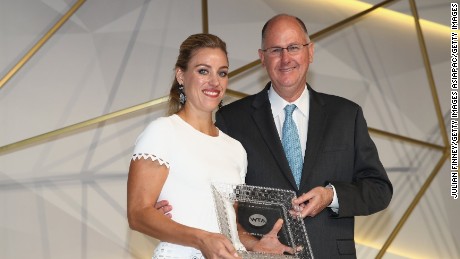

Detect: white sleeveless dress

[132,115,247,258]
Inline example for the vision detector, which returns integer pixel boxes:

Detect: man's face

[258,17,314,102]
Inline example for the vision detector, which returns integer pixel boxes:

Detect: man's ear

[308,42,314,63]
[258,49,266,67]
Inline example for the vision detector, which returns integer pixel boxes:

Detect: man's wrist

[325,183,339,211]
[325,184,334,205]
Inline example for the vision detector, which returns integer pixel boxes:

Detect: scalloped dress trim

[132,153,170,168]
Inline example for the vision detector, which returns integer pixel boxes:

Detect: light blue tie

[282,104,303,188]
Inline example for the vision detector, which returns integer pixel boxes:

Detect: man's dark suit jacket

[215,83,393,258]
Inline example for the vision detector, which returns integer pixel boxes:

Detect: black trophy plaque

[212,183,314,259]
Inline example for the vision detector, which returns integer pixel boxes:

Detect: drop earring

[178,84,186,105]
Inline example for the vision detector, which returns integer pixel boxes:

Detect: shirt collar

[268,83,309,118]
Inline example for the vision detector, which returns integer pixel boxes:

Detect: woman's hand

[197,232,241,259]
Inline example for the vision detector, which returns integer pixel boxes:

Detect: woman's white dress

[132,114,247,258]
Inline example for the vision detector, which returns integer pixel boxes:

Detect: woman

[127,33,246,258]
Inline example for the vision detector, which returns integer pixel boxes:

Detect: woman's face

[176,47,228,114]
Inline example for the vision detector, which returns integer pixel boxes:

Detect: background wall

[0,0,457,258]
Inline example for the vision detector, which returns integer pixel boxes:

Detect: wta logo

[248,214,267,227]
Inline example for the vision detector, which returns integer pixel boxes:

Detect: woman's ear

[175,68,183,85]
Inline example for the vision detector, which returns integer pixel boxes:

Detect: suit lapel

[300,86,328,190]
[251,83,298,190]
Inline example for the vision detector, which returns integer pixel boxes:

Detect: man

[214,14,392,258]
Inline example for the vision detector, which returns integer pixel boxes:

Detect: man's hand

[252,219,296,255]
[292,186,333,218]
[153,200,172,218]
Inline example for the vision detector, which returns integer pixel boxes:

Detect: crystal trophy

[212,183,314,259]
